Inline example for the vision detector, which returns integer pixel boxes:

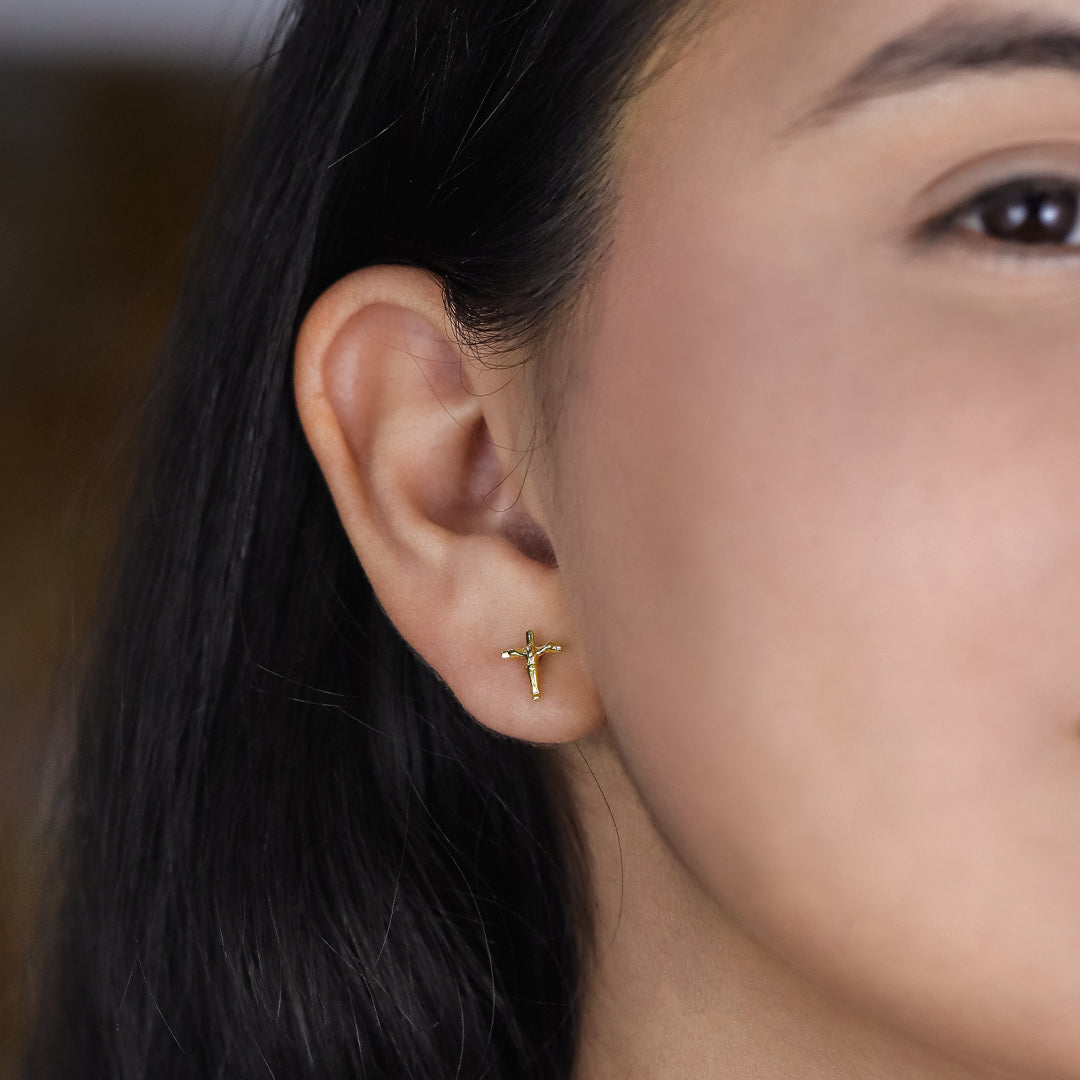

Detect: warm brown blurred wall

[0,58,242,1078]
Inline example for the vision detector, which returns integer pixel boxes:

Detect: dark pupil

[980,183,1079,244]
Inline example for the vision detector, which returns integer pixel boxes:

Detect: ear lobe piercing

[501,630,563,701]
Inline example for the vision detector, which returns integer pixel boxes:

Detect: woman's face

[528,0,1080,1073]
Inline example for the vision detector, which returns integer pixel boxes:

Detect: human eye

[920,173,1080,258]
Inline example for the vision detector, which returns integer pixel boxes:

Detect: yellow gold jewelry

[501,630,563,701]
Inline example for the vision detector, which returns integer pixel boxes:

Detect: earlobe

[294,265,604,743]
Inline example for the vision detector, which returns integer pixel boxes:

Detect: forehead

[638,0,1080,140]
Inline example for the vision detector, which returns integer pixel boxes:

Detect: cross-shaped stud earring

[501,630,563,701]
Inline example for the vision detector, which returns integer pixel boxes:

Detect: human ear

[294,265,603,743]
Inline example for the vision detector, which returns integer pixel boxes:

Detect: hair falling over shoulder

[24,1,698,1077]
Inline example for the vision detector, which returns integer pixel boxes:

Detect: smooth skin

[296,1,1080,1076]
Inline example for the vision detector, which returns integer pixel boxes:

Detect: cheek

[549,233,1080,1071]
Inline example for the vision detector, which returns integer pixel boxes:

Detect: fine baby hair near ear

[294,264,604,742]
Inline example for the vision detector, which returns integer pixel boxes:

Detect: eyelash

[923,174,1080,258]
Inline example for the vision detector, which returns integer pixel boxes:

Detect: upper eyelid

[958,173,1078,209]
[908,140,1080,222]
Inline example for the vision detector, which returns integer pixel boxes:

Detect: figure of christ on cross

[501,630,563,701]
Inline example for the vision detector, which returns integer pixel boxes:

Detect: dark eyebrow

[789,5,1080,132]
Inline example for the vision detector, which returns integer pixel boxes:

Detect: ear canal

[506,516,558,567]
[464,417,558,567]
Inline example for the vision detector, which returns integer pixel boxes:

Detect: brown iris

[977,180,1079,245]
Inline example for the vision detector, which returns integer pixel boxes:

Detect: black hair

[28,1,700,1077]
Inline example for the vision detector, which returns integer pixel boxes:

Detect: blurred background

[0,1,285,1073]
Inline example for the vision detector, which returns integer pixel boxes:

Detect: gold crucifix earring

[501,630,563,701]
